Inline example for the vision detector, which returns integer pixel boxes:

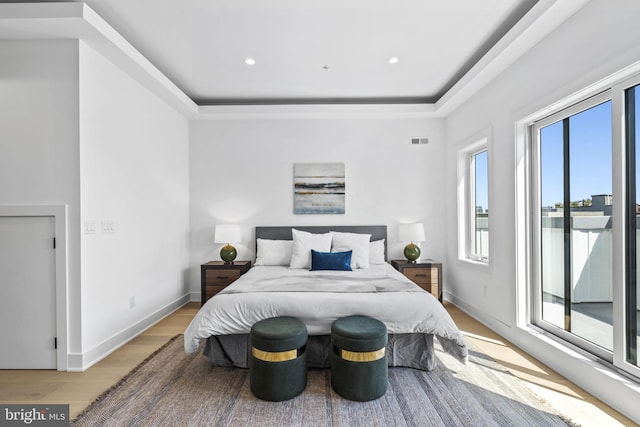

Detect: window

[458,132,490,263]
[472,149,489,260]
[524,73,640,379]
[625,83,639,368]
[534,95,613,353]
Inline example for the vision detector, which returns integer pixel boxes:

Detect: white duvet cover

[184,264,467,363]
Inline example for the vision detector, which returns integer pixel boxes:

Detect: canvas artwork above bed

[184,225,467,371]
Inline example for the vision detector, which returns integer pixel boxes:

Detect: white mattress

[184,263,467,363]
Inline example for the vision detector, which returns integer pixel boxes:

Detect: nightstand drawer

[416,282,439,298]
[204,285,227,301]
[200,261,251,306]
[205,269,241,286]
[391,259,443,302]
[404,267,438,285]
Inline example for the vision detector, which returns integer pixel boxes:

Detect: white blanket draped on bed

[184,264,467,364]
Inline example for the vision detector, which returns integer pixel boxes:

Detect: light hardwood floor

[446,303,637,426]
[0,302,636,425]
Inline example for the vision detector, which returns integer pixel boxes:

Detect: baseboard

[67,294,191,372]
[445,291,510,331]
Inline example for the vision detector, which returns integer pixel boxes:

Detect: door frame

[0,205,68,371]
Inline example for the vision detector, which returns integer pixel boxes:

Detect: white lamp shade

[398,223,425,243]
[214,224,241,244]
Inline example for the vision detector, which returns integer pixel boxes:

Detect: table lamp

[215,224,241,264]
[398,223,425,263]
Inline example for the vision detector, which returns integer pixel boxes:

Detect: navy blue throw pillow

[310,250,352,271]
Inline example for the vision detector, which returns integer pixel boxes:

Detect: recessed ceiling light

[388,57,399,64]
[245,57,256,66]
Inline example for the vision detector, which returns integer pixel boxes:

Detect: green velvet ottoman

[249,316,308,401]
[330,315,388,401]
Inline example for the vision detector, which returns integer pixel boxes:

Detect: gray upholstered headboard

[255,225,387,260]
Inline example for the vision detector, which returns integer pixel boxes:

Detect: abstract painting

[294,163,345,214]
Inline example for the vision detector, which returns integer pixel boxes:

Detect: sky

[474,87,640,213]
[475,150,489,211]
[540,100,613,208]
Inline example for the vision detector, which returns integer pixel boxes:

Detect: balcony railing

[541,215,615,303]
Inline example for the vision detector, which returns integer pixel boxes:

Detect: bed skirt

[204,333,437,371]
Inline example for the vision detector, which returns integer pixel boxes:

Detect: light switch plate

[102,220,115,233]
[84,221,97,234]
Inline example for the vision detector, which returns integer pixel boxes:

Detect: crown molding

[195,103,437,120]
[435,0,591,116]
[0,1,591,120]
[0,2,198,118]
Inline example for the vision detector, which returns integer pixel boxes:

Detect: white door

[0,216,57,368]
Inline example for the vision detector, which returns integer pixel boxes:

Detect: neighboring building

[542,194,613,216]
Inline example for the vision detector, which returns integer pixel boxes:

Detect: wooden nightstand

[200,261,251,306]
[391,259,443,302]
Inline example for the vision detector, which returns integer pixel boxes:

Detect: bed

[184,225,467,371]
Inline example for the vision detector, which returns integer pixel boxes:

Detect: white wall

[78,42,190,368]
[444,0,640,421]
[189,117,444,295]
[0,39,82,358]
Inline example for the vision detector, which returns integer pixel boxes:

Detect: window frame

[457,129,491,265]
[622,78,639,370]
[530,91,614,362]
[520,74,640,381]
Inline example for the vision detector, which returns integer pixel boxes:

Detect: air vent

[411,137,429,145]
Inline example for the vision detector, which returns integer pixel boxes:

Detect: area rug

[72,335,575,426]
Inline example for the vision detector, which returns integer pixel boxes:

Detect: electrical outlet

[129,296,135,309]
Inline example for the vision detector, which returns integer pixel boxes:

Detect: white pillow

[331,231,371,269]
[369,239,386,265]
[289,229,333,269]
[255,239,293,266]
